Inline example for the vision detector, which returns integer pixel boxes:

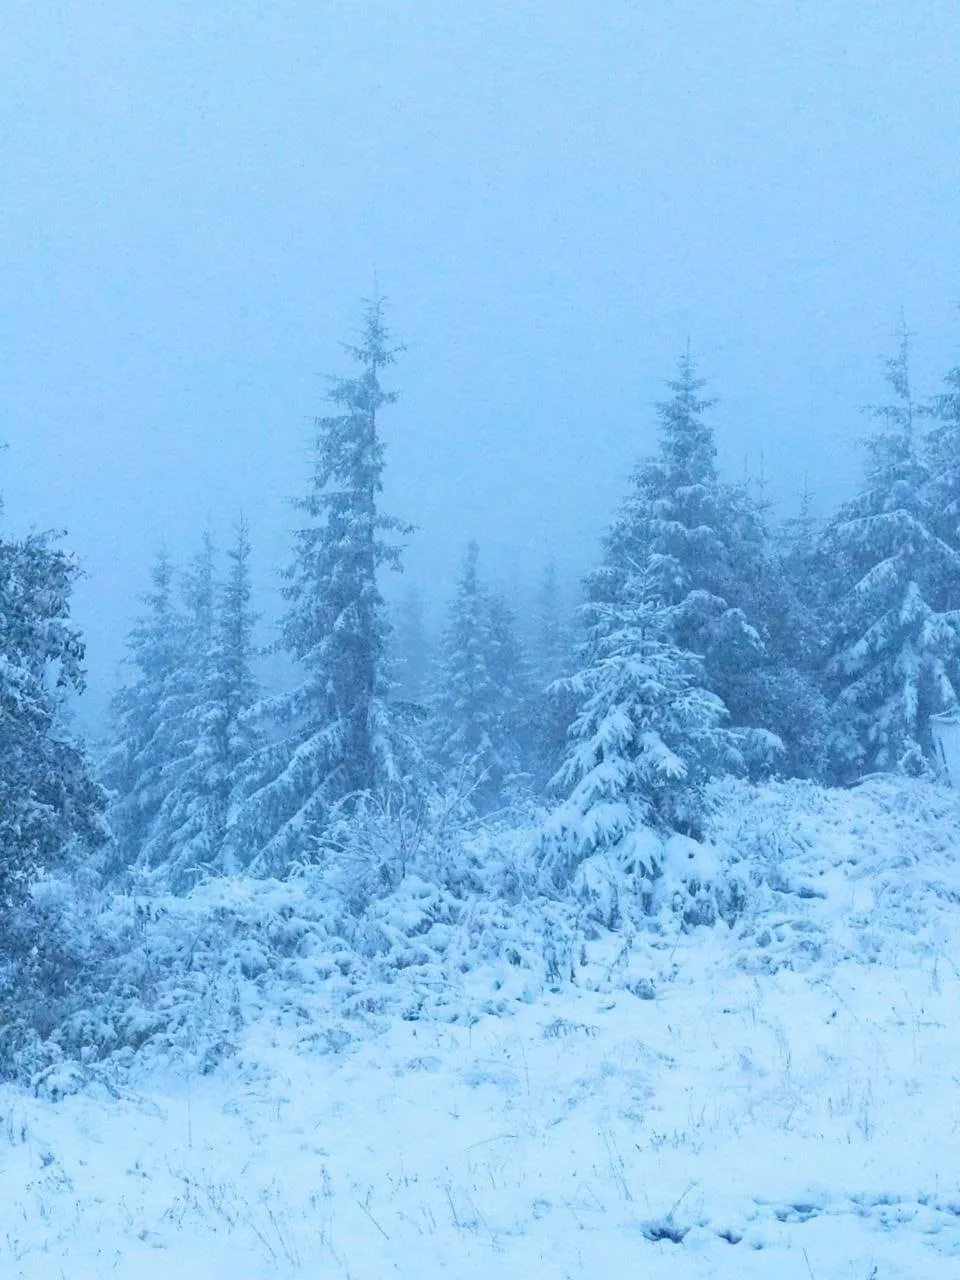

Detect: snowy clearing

[3,777,960,1279]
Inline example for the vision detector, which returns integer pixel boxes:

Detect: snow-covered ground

[3,777,960,1279]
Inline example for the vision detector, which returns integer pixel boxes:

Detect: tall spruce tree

[0,529,106,909]
[758,479,832,778]
[530,559,577,786]
[819,323,960,777]
[209,517,262,863]
[924,345,960,552]
[486,588,535,786]
[102,549,195,874]
[233,299,411,870]
[532,560,573,687]
[136,535,218,883]
[594,349,776,763]
[139,524,262,888]
[431,542,531,806]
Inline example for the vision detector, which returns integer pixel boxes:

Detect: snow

[3,775,960,1278]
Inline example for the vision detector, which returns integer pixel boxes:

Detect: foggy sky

[1,1,959,725]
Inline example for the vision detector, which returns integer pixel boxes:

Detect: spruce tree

[819,323,960,777]
[234,299,411,870]
[136,536,219,883]
[431,542,531,806]
[486,588,535,788]
[924,348,960,552]
[778,475,821,578]
[140,524,263,888]
[594,349,775,761]
[102,549,194,874]
[532,560,571,688]
[541,573,740,887]
[209,517,262,862]
[0,530,106,909]
[529,559,577,787]
[756,479,831,778]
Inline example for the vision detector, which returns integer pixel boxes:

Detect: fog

[1,0,958,725]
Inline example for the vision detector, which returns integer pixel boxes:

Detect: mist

[1,0,958,725]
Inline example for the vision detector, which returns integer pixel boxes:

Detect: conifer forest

[2,6,960,1277]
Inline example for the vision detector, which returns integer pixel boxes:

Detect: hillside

[2,775,959,1279]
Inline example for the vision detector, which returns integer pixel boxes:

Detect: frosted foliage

[3,774,960,1279]
[140,523,263,890]
[592,352,775,756]
[431,542,533,808]
[100,550,196,873]
[231,300,412,870]
[0,532,105,907]
[820,325,960,778]
[924,359,960,549]
[541,579,741,888]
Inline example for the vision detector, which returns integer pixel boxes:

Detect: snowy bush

[7,770,956,1085]
[0,796,547,1081]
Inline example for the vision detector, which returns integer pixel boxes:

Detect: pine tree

[532,560,571,688]
[595,349,769,742]
[541,574,740,888]
[0,530,106,909]
[184,532,216,658]
[233,299,411,870]
[778,475,821,577]
[530,559,578,787]
[752,478,831,778]
[819,322,960,777]
[431,542,531,806]
[486,588,535,787]
[209,517,262,862]
[924,346,960,552]
[134,536,217,884]
[102,549,195,874]
[138,524,263,888]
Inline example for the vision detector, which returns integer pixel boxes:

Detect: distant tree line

[5,299,960,907]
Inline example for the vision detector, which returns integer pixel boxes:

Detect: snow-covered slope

[2,776,959,1278]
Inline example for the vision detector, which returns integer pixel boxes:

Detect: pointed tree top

[341,294,405,372]
[656,346,718,485]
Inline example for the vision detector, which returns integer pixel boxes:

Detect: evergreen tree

[486,588,535,785]
[431,542,531,806]
[819,323,960,777]
[595,350,770,744]
[209,517,263,860]
[392,585,430,704]
[530,559,578,787]
[0,530,106,909]
[532,560,572,688]
[102,549,194,873]
[924,345,960,552]
[136,536,217,884]
[233,299,411,870]
[541,574,740,887]
[778,475,821,578]
[755,479,831,778]
[181,531,217,711]
[140,524,263,888]
[432,542,489,768]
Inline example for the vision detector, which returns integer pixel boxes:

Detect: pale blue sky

[1,1,958,721]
